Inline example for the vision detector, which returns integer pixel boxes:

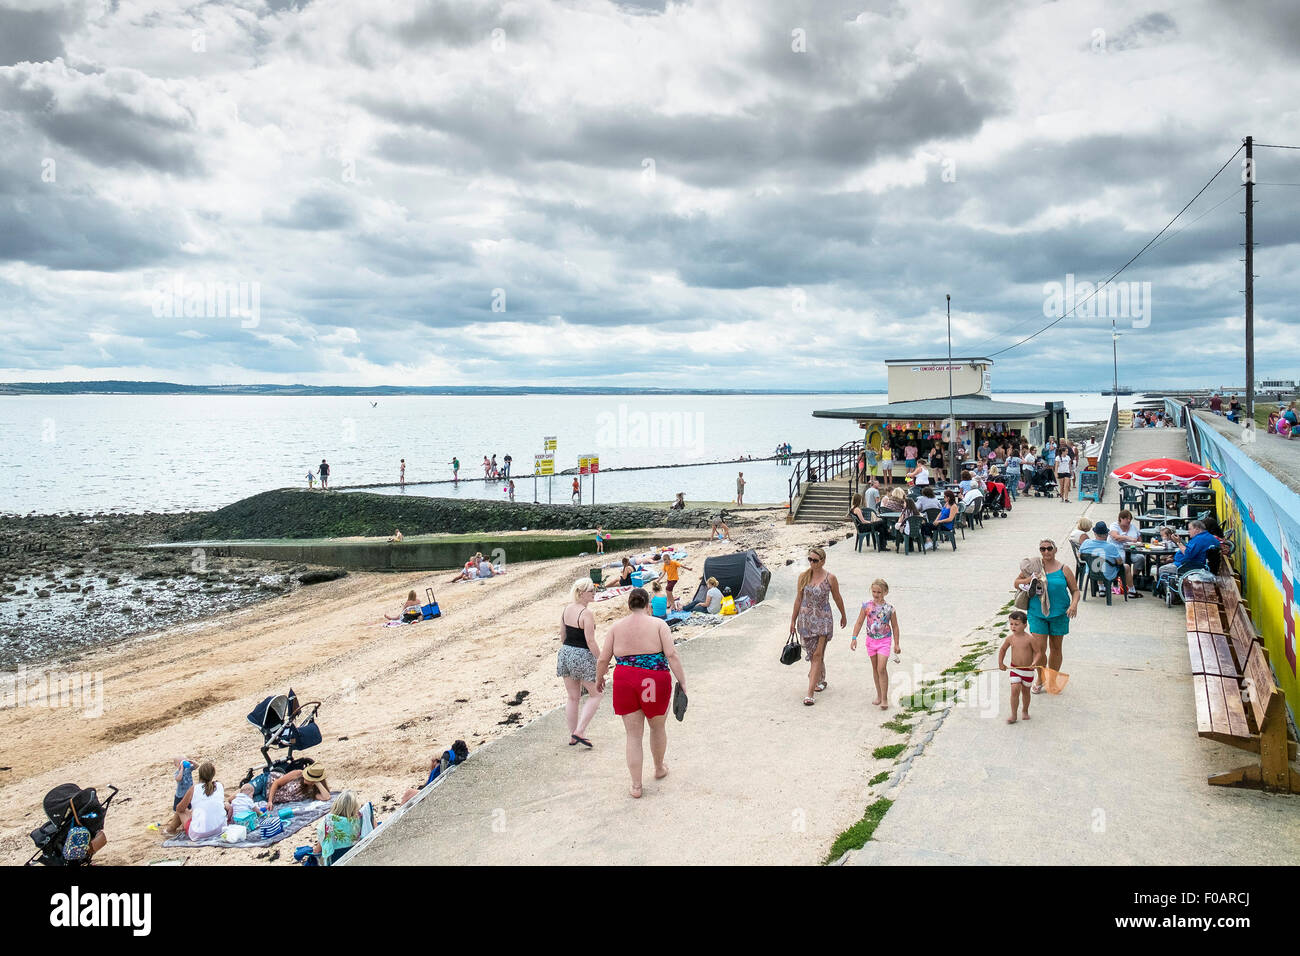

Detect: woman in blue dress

[1013,539,1080,694]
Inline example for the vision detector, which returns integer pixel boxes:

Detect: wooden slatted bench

[1187,553,1299,791]
[1185,600,1225,635]
[1198,641,1300,792]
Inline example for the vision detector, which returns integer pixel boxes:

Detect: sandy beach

[0,506,830,866]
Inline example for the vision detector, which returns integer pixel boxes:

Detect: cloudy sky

[0,0,1297,391]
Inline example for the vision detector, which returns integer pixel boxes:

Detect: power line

[1255,143,1300,150]
[984,143,1245,358]
[1146,182,1241,254]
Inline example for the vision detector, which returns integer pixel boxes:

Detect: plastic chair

[894,514,927,555]
[852,512,873,553]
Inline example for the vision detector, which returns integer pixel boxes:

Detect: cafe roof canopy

[812,394,1049,423]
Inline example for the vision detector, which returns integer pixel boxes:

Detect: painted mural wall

[1179,408,1300,713]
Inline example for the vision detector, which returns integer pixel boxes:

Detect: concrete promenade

[851,426,1300,866]
[349,473,1093,865]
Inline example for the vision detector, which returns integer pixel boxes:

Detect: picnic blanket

[163,800,330,850]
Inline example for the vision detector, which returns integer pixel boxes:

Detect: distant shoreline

[0,382,1182,397]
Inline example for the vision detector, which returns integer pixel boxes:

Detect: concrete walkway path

[350,481,1083,865]
[851,427,1300,866]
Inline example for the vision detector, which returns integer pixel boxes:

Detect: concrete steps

[792,480,852,523]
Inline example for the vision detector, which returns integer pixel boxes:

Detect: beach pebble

[36,589,51,598]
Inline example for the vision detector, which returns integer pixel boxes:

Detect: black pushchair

[26,783,118,866]
[240,688,323,789]
[1029,468,1057,497]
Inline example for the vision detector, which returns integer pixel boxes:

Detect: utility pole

[1111,316,1119,398]
[946,294,956,480]
[1244,135,1255,425]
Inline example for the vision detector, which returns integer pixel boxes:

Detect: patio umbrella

[1110,458,1221,483]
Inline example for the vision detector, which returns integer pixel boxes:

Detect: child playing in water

[850,578,900,710]
[595,526,605,554]
[998,610,1037,724]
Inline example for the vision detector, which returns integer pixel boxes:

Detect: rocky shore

[0,511,333,669]
[0,492,721,668]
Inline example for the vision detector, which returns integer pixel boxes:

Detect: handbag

[780,631,803,666]
[62,801,91,862]
[672,683,688,722]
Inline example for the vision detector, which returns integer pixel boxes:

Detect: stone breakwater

[168,489,720,542]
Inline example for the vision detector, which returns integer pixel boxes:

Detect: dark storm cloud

[264,188,358,230]
[0,63,203,173]
[0,3,82,67]
[365,60,1006,188]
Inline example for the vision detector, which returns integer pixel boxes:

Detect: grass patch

[941,661,978,675]
[872,743,907,760]
[881,718,913,734]
[824,798,894,864]
[868,770,890,786]
[900,691,935,712]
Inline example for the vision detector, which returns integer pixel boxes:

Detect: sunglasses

[808,557,822,563]
[1039,546,1055,552]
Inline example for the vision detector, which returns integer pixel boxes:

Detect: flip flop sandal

[1031,684,1045,695]
[803,697,815,706]
[815,681,827,692]
[572,736,593,748]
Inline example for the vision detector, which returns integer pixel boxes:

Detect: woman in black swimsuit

[557,578,603,747]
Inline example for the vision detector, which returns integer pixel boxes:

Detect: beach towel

[162,800,330,850]
[594,586,634,603]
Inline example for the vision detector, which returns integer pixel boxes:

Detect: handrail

[787,440,864,515]
[1092,400,1119,503]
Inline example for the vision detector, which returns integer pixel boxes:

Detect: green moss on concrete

[824,798,894,864]
[868,771,890,786]
[872,743,906,760]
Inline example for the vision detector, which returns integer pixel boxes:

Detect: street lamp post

[947,294,956,481]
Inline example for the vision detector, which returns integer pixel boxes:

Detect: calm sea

[0,392,1143,514]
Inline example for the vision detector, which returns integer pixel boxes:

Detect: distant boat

[1104,386,1133,395]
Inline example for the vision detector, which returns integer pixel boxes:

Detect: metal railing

[1088,400,1119,503]
[787,440,864,514]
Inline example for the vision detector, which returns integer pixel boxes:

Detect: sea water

[0,392,1142,513]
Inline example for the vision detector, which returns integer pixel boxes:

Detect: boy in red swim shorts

[998,610,1039,724]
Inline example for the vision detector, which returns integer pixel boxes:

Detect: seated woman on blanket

[267,762,331,808]
[165,761,226,839]
[612,557,635,588]
[313,790,363,866]
[385,590,421,621]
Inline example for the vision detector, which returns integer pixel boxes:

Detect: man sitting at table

[1155,519,1219,592]
[1108,509,1147,583]
[1081,521,1140,599]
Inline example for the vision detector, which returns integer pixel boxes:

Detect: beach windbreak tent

[688,550,771,607]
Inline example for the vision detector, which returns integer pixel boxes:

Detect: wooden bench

[1193,610,1300,792]
[1185,600,1225,635]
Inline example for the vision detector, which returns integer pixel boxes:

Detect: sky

[0,0,1297,391]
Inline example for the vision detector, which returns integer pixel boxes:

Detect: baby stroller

[26,783,118,866]
[239,688,323,789]
[1029,469,1057,498]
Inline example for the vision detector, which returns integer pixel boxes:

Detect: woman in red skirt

[596,588,687,798]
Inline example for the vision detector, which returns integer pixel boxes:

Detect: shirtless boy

[998,610,1039,724]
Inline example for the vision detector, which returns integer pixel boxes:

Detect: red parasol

[1110,458,1221,482]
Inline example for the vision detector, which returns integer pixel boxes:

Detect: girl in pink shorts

[851,579,901,711]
